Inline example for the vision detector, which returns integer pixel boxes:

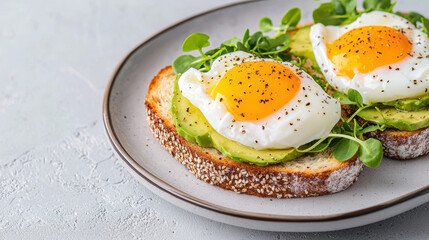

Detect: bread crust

[369,127,429,160]
[145,66,363,198]
[342,102,429,160]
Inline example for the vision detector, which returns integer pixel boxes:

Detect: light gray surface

[1,0,429,239]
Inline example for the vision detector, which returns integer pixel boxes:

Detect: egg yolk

[327,26,412,79]
[210,61,301,121]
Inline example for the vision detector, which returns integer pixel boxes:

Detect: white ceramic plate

[103,0,429,232]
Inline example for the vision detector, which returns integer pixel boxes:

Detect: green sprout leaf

[310,74,328,91]
[242,29,250,44]
[342,121,354,133]
[312,0,397,26]
[332,0,346,15]
[347,89,363,106]
[277,52,292,62]
[331,0,357,15]
[258,17,273,32]
[311,64,322,74]
[235,42,249,52]
[248,31,263,49]
[297,137,337,153]
[268,34,290,48]
[363,0,394,12]
[402,12,426,25]
[334,138,360,161]
[204,47,221,56]
[310,137,337,153]
[357,125,385,135]
[281,8,301,28]
[255,36,271,52]
[222,37,241,47]
[422,17,429,35]
[344,0,358,15]
[313,2,347,25]
[325,133,384,168]
[182,33,210,52]
[332,91,355,105]
[358,138,383,168]
[172,55,204,74]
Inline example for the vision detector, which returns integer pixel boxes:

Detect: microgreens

[313,0,429,36]
[172,8,303,75]
[313,0,423,26]
[181,33,210,53]
[421,17,429,35]
[399,12,425,25]
[313,0,360,26]
[298,89,385,168]
[363,0,396,12]
[259,8,301,35]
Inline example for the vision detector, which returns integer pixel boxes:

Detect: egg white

[310,11,429,104]
[178,51,341,150]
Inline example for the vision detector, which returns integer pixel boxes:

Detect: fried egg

[178,51,340,150]
[311,11,429,104]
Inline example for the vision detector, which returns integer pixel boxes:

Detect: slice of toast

[342,102,429,160]
[145,66,363,198]
[368,127,429,160]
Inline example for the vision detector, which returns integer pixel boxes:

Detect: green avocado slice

[171,77,303,166]
[357,106,429,131]
[289,25,316,63]
[381,94,429,111]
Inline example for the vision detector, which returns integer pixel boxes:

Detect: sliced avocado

[289,25,316,62]
[172,76,212,147]
[381,94,429,111]
[171,78,303,166]
[357,106,429,131]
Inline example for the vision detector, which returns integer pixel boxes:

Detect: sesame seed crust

[145,66,363,198]
[342,101,429,160]
[369,127,429,160]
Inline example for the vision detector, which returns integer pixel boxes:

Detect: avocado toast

[146,66,362,198]
[289,23,429,160]
[306,0,429,160]
[144,7,389,198]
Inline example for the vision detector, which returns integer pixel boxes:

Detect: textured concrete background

[1,0,429,239]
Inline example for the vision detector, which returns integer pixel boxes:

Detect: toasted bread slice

[145,66,363,198]
[342,102,429,160]
[368,127,429,160]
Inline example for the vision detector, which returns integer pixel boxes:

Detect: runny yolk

[210,61,301,121]
[327,26,412,79]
